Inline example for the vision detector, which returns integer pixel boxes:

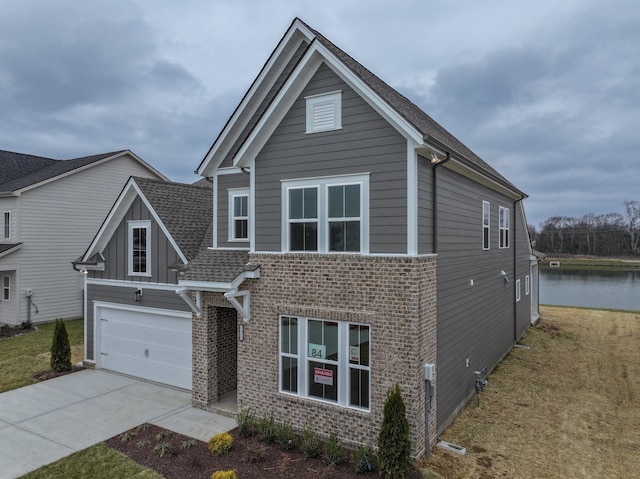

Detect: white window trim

[2,276,9,301]
[499,206,510,249]
[525,274,530,295]
[305,90,342,134]
[482,201,490,250]
[3,211,10,240]
[281,174,369,254]
[128,220,151,277]
[516,279,521,302]
[228,188,250,242]
[278,315,371,412]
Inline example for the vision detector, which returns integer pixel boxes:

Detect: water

[540,268,640,311]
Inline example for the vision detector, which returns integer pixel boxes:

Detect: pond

[540,268,640,312]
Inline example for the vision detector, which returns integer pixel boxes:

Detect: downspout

[513,201,517,341]
[432,152,451,254]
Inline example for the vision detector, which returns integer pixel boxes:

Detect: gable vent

[306,91,342,134]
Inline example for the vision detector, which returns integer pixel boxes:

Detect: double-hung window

[525,275,530,295]
[128,221,151,276]
[515,279,521,302]
[3,212,9,239]
[229,189,249,241]
[499,206,510,248]
[2,276,9,301]
[279,316,371,411]
[283,175,368,253]
[482,201,490,250]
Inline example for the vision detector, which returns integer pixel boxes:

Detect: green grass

[19,443,161,479]
[542,256,640,270]
[0,318,84,393]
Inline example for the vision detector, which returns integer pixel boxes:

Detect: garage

[96,305,192,390]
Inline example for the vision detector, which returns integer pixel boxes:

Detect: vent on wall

[305,91,342,134]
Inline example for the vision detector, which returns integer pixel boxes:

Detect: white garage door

[97,306,192,390]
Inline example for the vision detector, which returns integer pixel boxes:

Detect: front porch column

[192,303,219,408]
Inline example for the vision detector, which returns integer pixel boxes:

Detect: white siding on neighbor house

[6,154,164,325]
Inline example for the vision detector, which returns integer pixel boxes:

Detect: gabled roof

[197,17,525,198]
[77,177,212,267]
[0,243,23,259]
[0,149,168,195]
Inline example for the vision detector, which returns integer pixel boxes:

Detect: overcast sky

[1,0,638,227]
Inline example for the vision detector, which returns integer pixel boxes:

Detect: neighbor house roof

[0,243,23,258]
[0,149,167,195]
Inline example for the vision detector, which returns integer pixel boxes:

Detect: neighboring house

[0,149,166,326]
[75,18,540,458]
[74,177,212,390]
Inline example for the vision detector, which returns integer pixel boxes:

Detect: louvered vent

[305,91,342,133]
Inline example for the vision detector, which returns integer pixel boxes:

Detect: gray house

[75,18,539,458]
[0,149,166,326]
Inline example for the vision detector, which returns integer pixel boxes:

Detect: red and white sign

[314,367,333,386]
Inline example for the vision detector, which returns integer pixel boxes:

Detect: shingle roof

[0,150,125,193]
[133,177,212,261]
[301,19,524,196]
[180,248,257,284]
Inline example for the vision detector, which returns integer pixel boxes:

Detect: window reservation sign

[314,367,333,386]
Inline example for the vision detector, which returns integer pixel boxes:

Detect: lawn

[0,318,84,393]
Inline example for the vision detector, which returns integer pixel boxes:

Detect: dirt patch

[107,424,422,479]
[33,364,85,381]
[422,306,640,478]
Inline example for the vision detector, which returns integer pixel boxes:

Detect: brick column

[192,303,218,407]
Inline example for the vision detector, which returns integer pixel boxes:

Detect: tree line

[529,200,640,257]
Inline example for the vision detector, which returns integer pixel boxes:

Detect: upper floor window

[3,212,9,239]
[305,91,342,134]
[515,278,521,302]
[229,189,249,241]
[279,315,370,411]
[482,201,490,250]
[499,206,510,248]
[128,221,151,276]
[2,276,9,301]
[283,175,369,254]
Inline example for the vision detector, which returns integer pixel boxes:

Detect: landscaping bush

[377,383,412,479]
[257,415,276,444]
[351,444,376,473]
[208,432,233,455]
[323,432,346,466]
[300,425,322,459]
[50,319,71,372]
[236,408,257,438]
[211,470,237,479]
[275,421,296,450]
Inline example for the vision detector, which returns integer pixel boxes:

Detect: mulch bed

[0,324,36,338]
[33,364,85,381]
[107,424,422,479]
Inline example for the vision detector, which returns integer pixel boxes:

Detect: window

[2,276,9,301]
[305,91,342,134]
[515,279,521,302]
[499,206,510,248]
[229,189,249,241]
[128,221,151,276]
[525,275,530,295]
[482,201,490,250]
[283,175,368,253]
[3,212,9,239]
[279,316,371,410]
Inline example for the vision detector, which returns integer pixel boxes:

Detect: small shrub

[257,415,276,444]
[21,319,32,329]
[377,383,412,479]
[208,432,233,455]
[211,470,237,479]
[50,319,71,372]
[181,439,198,449]
[155,430,173,440]
[300,425,322,459]
[136,439,151,449]
[137,423,150,432]
[275,421,296,450]
[241,443,266,463]
[120,430,136,442]
[323,432,346,466]
[351,444,376,473]
[236,408,257,438]
[153,442,172,457]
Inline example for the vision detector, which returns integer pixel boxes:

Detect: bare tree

[623,200,640,255]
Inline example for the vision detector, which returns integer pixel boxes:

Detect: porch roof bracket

[176,289,203,318]
[224,290,250,323]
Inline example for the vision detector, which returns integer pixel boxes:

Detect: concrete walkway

[0,369,236,479]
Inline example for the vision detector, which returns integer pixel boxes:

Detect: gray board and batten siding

[216,172,250,248]
[219,40,310,170]
[254,63,409,254]
[434,166,525,431]
[417,155,435,254]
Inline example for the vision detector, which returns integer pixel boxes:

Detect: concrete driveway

[0,369,236,479]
